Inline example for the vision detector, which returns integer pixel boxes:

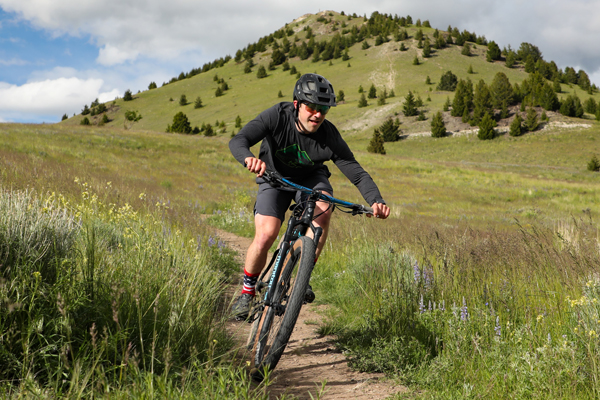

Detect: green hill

[62,10,600,141]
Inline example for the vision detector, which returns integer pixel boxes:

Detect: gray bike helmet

[293,73,336,107]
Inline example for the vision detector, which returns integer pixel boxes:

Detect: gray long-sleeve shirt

[229,102,385,206]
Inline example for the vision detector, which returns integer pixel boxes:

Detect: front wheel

[251,236,316,381]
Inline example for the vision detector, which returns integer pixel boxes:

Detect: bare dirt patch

[210,226,406,399]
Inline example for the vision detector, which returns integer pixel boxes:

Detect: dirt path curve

[211,226,407,399]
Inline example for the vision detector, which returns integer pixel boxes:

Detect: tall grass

[0,185,281,398]
[314,215,600,399]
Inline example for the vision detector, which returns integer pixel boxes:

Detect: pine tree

[148,82,157,90]
[256,65,267,78]
[477,113,496,140]
[413,56,420,65]
[509,114,523,136]
[403,91,418,116]
[472,80,493,124]
[367,129,386,154]
[358,93,368,108]
[338,90,345,102]
[101,114,109,124]
[179,94,188,106]
[123,89,133,101]
[431,111,446,138]
[194,97,203,109]
[490,72,513,109]
[437,71,458,91]
[379,117,400,142]
[524,107,539,131]
[443,97,451,112]
[235,115,242,128]
[368,84,377,99]
[461,42,471,56]
[587,155,600,172]
[61,113,68,121]
[80,117,90,126]
[168,112,192,134]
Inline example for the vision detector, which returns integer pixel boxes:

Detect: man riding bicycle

[229,73,390,319]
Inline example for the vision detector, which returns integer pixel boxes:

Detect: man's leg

[245,214,282,275]
[232,213,281,319]
[310,192,333,262]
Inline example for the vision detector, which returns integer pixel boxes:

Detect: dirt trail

[213,226,406,400]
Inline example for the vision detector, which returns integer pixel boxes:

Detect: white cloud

[0,57,27,66]
[97,44,139,66]
[0,77,117,121]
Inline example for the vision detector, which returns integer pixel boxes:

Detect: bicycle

[244,170,373,381]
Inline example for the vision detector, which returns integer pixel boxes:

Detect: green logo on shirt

[275,144,314,168]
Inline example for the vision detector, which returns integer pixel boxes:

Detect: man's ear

[293,100,299,110]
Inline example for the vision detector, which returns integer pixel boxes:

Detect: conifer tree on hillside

[472,80,493,124]
[451,79,474,117]
[490,72,513,110]
[477,113,496,140]
[256,65,267,79]
[167,112,192,134]
[194,97,203,109]
[379,117,401,142]
[509,114,523,136]
[524,107,539,131]
[486,41,501,62]
[437,71,458,91]
[358,93,368,108]
[367,129,386,154]
[403,91,418,116]
[461,42,471,56]
[179,94,188,106]
[368,84,377,99]
[123,89,133,101]
[431,111,446,138]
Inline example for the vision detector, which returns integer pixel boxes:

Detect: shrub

[124,110,142,122]
[179,94,188,106]
[358,93,368,108]
[437,71,458,91]
[588,155,600,172]
[256,65,267,79]
[203,123,215,137]
[167,111,192,134]
[524,107,539,131]
[368,84,377,99]
[477,113,496,140]
[367,129,386,154]
[80,117,90,125]
[431,111,446,138]
[509,114,523,136]
[338,90,345,102]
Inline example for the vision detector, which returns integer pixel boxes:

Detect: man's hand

[368,202,390,219]
[244,157,266,177]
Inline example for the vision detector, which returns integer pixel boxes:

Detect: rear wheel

[250,236,316,381]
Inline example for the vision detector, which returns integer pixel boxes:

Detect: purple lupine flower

[217,240,225,249]
[494,316,501,337]
[419,295,425,314]
[413,262,420,285]
[460,297,468,321]
[424,264,434,290]
[208,235,216,247]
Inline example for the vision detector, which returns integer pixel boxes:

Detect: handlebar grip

[363,206,374,215]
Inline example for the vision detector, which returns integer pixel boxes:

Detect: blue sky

[1,0,599,123]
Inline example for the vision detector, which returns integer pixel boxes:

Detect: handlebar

[261,170,374,216]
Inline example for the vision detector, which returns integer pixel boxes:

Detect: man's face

[294,100,329,133]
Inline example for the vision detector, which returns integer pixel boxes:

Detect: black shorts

[254,171,334,223]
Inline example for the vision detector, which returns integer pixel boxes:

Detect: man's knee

[253,214,281,250]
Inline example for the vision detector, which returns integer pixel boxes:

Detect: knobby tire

[250,236,316,381]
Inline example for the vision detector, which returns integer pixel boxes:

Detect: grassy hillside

[4,10,600,399]
[61,11,600,141]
